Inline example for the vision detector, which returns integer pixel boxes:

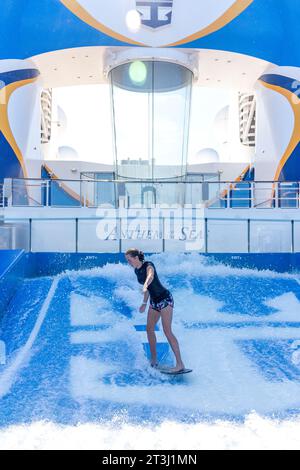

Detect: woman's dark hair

[125,248,145,262]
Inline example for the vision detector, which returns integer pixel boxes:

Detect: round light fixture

[125,10,141,32]
[129,61,147,85]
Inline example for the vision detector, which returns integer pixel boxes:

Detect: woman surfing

[125,248,189,374]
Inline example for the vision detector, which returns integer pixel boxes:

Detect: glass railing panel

[207,182,228,209]
[12,179,44,206]
[229,182,251,208]
[49,180,81,207]
[278,182,299,209]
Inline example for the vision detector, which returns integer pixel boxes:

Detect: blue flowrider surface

[1,253,300,427]
[0,250,24,280]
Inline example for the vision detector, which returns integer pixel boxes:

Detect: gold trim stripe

[164,0,254,47]
[0,77,39,178]
[259,79,300,182]
[43,163,92,206]
[60,0,145,46]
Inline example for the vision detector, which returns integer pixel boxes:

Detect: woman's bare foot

[170,363,185,372]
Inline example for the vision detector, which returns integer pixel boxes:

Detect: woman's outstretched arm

[143,265,154,293]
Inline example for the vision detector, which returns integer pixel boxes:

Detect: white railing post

[274,182,279,209]
[45,180,49,207]
[4,178,12,207]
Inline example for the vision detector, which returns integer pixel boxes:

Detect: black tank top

[134,261,169,302]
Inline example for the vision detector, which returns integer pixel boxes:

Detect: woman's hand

[139,303,146,313]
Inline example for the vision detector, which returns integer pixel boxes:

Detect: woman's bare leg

[146,307,161,366]
[161,305,184,371]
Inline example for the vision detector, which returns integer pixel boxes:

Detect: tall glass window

[110,61,193,181]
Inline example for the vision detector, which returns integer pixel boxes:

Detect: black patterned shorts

[150,293,174,312]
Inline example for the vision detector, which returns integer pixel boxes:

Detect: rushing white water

[1,253,300,449]
[1,414,300,450]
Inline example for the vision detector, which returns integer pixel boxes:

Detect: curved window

[110,61,193,180]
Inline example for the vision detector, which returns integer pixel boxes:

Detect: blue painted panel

[183,0,300,66]
[0,69,40,88]
[0,0,127,60]
[230,182,251,208]
[29,252,126,277]
[22,252,300,278]
[0,132,24,182]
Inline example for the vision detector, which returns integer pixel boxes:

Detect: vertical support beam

[119,217,122,253]
[29,218,32,253]
[75,218,78,253]
[162,217,165,253]
[248,218,251,253]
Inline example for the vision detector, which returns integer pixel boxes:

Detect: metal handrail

[4,178,300,210]
[7,177,300,184]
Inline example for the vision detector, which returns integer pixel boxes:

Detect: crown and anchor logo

[136,0,174,29]
[60,1,254,47]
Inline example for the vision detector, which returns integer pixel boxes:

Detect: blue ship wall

[0,0,300,66]
[27,252,300,277]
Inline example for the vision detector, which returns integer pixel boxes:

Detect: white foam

[70,322,133,344]
[1,414,300,450]
[70,293,116,326]
[64,253,300,282]
[147,252,300,280]
[292,350,300,367]
[67,323,300,416]
[264,293,300,321]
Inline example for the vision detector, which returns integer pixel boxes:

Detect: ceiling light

[129,61,147,85]
[126,10,141,32]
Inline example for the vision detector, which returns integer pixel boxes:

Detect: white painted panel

[120,215,163,252]
[207,220,248,253]
[31,220,76,252]
[121,239,163,253]
[78,219,119,253]
[165,239,192,252]
[164,217,205,252]
[250,221,292,253]
[293,221,300,253]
